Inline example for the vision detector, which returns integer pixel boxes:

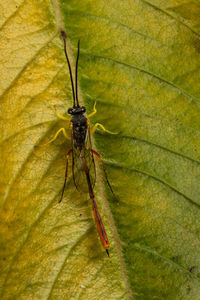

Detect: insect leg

[88,148,116,198]
[59,149,73,203]
[56,112,70,121]
[90,123,118,135]
[87,101,97,118]
[54,105,70,121]
[46,128,70,145]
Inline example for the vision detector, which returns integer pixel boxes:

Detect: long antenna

[61,31,76,108]
[75,40,80,107]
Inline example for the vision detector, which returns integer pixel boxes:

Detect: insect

[47,30,117,256]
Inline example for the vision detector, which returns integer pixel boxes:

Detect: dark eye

[68,108,73,114]
[81,106,86,113]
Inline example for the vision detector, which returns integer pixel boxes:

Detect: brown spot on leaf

[193,38,200,53]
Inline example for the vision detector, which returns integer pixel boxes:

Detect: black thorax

[71,114,87,149]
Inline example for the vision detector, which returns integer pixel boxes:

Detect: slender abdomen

[84,165,109,250]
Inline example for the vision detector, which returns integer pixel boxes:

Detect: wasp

[46,31,117,256]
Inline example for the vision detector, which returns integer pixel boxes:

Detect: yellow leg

[46,128,70,145]
[56,113,69,121]
[91,123,118,135]
[54,105,70,121]
[87,101,97,118]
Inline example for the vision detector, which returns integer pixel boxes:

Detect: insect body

[47,30,117,256]
[70,107,87,149]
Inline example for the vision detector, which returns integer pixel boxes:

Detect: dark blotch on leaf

[193,38,200,53]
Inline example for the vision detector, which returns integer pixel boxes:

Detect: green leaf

[1,0,200,299]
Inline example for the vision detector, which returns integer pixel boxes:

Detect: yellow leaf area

[144,0,200,34]
[0,1,126,300]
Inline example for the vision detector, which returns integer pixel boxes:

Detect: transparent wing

[71,126,96,192]
[86,124,96,187]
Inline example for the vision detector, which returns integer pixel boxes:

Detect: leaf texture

[1,0,200,299]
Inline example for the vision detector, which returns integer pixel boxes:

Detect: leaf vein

[104,160,200,209]
[0,1,25,31]
[133,243,200,282]
[122,134,200,166]
[81,51,200,105]
[45,227,93,300]
[141,0,200,38]
[0,33,56,99]
[0,152,66,297]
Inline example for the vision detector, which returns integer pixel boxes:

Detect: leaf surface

[1,0,200,299]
